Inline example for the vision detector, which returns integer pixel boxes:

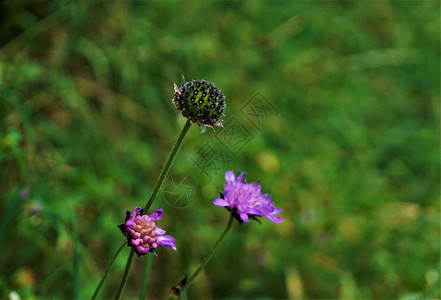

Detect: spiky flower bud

[172,78,226,132]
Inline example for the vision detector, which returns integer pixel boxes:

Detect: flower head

[172,78,226,132]
[118,207,176,256]
[213,171,283,224]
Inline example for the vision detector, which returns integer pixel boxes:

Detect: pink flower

[118,207,176,256]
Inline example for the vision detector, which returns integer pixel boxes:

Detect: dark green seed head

[172,79,226,131]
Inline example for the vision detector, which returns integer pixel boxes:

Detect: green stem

[115,249,135,300]
[91,241,126,299]
[173,215,234,298]
[111,120,192,299]
[139,254,154,300]
[144,119,192,212]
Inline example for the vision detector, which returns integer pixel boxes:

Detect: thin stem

[180,291,188,300]
[91,241,126,299]
[144,119,192,212]
[139,254,154,300]
[179,215,234,296]
[115,249,135,300]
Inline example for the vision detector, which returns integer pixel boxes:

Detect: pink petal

[213,198,229,206]
[225,171,235,183]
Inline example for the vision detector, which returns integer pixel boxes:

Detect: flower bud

[172,78,226,132]
[118,207,177,256]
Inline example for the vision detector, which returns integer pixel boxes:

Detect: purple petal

[155,227,166,235]
[157,235,177,250]
[237,172,247,182]
[125,219,135,228]
[240,213,249,222]
[266,215,283,223]
[131,207,143,216]
[271,208,282,214]
[149,208,163,221]
[225,171,235,183]
[213,198,229,206]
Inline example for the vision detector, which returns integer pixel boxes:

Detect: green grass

[0,1,439,299]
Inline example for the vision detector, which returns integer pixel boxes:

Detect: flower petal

[225,171,235,183]
[213,198,229,206]
[272,207,282,214]
[240,213,249,222]
[149,208,163,221]
[129,207,143,220]
[237,172,247,182]
[155,227,166,235]
[266,215,283,223]
[125,219,135,228]
[157,235,177,250]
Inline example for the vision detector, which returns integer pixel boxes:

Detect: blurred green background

[0,1,439,299]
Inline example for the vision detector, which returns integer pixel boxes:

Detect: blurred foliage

[0,1,439,299]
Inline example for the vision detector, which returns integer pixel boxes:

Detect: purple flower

[118,207,177,256]
[213,171,283,224]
